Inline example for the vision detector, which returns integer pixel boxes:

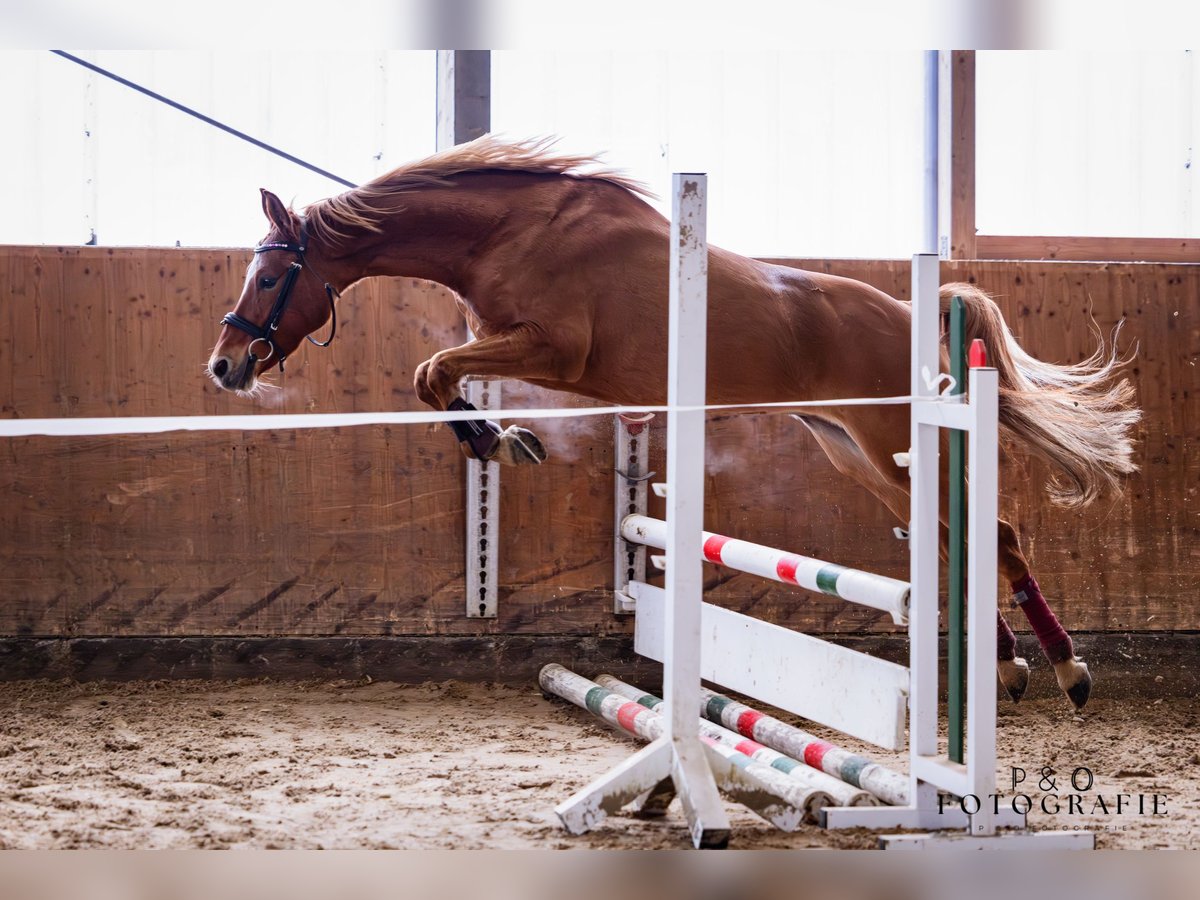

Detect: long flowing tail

[939,283,1140,508]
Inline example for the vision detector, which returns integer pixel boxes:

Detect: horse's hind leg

[799,414,1025,691]
[804,410,1089,710]
[996,521,1091,709]
[855,413,1090,710]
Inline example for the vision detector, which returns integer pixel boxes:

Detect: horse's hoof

[1053,657,1092,710]
[997,657,1030,702]
[492,426,548,466]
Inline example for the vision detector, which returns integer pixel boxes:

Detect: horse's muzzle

[208,353,256,392]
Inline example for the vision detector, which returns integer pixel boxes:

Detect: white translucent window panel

[5,49,929,254]
[978,50,1197,238]
[0,52,90,246]
[0,51,435,247]
[494,50,925,259]
[492,50,671,208]
[772,52,925,260]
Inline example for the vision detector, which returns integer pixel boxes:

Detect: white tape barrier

[0,395,917,438]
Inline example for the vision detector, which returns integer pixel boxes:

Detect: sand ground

[0,678,1194,849]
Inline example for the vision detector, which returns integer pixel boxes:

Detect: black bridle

[220,220,339,372]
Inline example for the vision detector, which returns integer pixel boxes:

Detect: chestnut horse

[208,136,1139,711]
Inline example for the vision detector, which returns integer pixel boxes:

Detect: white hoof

[997,657,1030,702]
[1053,657,1092,710]
[491,425,547,466]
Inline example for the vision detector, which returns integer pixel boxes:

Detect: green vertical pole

[948,296,966,764]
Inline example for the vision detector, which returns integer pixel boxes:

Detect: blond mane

[304,135,652,247]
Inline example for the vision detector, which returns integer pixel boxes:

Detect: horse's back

[707,259,913,404]
[484,176,912,408]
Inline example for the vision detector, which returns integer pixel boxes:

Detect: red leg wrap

[997,611,1017,661]
[1012,573,1073,664]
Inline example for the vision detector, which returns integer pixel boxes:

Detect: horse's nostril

[212,358,230,379]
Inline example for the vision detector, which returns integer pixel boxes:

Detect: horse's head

[207,189,338,396]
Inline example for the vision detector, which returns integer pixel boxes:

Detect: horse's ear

[260,188,300,243]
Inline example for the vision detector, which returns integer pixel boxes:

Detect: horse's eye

[259,275,279,289]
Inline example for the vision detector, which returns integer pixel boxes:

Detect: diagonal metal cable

[51,50,358,189]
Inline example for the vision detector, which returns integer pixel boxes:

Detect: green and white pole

[948,295,967,765]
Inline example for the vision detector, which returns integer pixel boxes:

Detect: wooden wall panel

[1,247,1196,638]
[948,50,977,260]
[763,258,1199,635]
[0,247,616,637]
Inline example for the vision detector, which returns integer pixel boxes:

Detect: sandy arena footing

[0,679,1194,849]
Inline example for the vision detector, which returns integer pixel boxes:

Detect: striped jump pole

[539,664,832,826]
[620,515,909,625]
[595,674,875,808]
[699,686,909,807]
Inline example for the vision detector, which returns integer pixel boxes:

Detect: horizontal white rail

[911,400,974,432]
[630,581,909,749]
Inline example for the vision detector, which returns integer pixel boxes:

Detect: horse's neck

[346,186,515,296]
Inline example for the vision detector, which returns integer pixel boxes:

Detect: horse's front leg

[414,328,580,466]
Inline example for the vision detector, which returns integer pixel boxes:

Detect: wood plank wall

[1,247,1195,638]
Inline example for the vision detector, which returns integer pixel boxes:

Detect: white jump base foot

[823,804,1093,850]
[822,804,1024,831]
[878,830,1096,850]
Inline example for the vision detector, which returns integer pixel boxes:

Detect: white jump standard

[551,173,731,849]
[546,175,1092,849]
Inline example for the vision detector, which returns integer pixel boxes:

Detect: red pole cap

[618,411,656,435]
[968,339,988,368]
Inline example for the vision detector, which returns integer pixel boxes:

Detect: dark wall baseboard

[0,633,1194,700]
[0,635,660,687]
